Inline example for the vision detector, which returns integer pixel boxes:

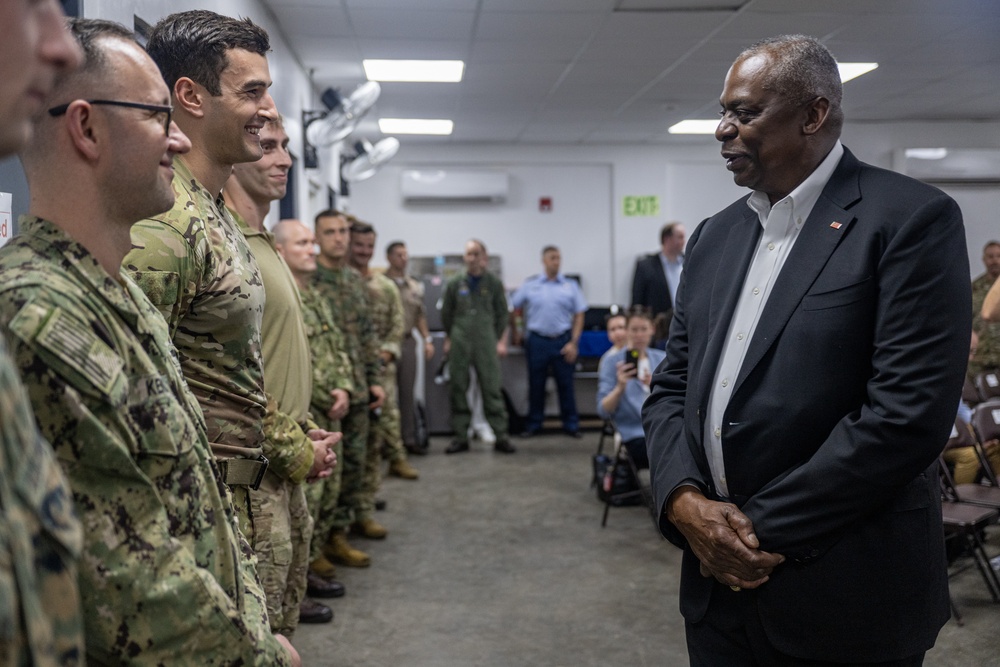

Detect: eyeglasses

[48,99,173,135]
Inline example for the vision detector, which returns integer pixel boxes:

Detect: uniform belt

[217,454,270,490]
[528,330,570,340]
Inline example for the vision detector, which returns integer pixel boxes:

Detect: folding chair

[974,371,1000,402]
[945,418,1000,511]
[970,399,1000,487]
[600,429,656,529]
[963,375,983,407]
[938,457,1000,607]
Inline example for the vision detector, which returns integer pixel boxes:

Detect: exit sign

[622,195,660,217]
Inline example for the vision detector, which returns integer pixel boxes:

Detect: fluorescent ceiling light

[905,148,948,160]
[363,59,464,82]
[379,118,454,135]
[668,119,719,135]
[838,62,878,83]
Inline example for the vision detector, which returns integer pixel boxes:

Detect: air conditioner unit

[401,169,509,203]
[896,148,1000,183]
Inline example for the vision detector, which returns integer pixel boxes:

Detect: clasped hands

[668,487,784,590]
[306,428,340,483]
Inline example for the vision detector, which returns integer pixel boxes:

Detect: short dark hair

[739,34,844,134]
[146,10,270,96]
[48,18,137,98]
[983,241,1000,253]
[386,241,406,256]
[350,220,375,236]
[314,209,347,226]
[660,222,682,245]
[626,305,654,324]
[541,245,558,255]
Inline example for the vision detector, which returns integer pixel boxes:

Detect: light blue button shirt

[597,347,667,442]
[659,254,683,309]
[511,273,587,337]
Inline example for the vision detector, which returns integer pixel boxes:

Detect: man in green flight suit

[1,18,297,665]
[441,239,516,454]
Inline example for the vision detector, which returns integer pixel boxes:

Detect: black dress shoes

[494,440,516,454]
[445,440,469,454]
[405,443,429,456]
[307,571,346,599]
[299,597,334,623]
[565,430,582,439]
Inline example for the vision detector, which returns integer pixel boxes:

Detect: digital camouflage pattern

[0,334,83,667]
[299,285,353,556]
[365,272,405,468]
[312,264,377,529]
[0,217,290,666]
[312,263,378,399]
[124,157,267,462]
[971,272,1000,376]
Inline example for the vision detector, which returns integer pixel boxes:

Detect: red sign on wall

[539,197,552,212]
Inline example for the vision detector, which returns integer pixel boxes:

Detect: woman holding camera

[596,308,665,468]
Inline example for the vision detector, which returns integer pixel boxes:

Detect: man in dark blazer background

[643,35,969,666]
[630,221,685,318]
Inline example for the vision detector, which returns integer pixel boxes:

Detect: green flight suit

[441,270,510,442]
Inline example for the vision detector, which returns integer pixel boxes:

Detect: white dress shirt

[660,253,684,309]
[704,141,844,499]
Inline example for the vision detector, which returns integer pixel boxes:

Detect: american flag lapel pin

[830,221,842,230]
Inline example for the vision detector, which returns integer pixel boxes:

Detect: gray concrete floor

[294,433,1000,667]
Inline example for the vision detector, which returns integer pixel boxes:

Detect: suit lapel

[733,150,863,393]
[698,208,760,411]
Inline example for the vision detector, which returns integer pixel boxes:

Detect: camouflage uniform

[391,273,427,448]
[312,264,378,528]
[240,219,317,636]
[971,272,1000,376]
[123,158,268,541]
[0,217,290,666]
[366,272,406,473]
[0,334,83,667]
[299,285,354,560]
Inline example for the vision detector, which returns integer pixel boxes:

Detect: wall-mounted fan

[341,137,400,182]
[302,81,381,168]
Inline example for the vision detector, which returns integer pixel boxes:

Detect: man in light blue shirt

[510,246,588,437]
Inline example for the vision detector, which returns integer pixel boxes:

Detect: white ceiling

[259,0,1000,145]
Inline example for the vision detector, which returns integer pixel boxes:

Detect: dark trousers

[686,581,926,667]
[524,331,578,433]
[397,336,418,447]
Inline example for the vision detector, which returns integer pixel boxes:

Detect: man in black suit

[643,35,969,666]
[630,221,685,318]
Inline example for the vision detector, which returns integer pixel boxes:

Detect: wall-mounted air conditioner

[896,148,1000,183]
[400,169,509,203]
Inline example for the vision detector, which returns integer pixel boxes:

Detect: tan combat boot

[351,517,388,540]
[389,458,419,480]
[324,531,371,567]
[309,555,338,579]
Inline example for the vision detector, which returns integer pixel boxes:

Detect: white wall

[347,122,1000,306]
[77,3,1000,294]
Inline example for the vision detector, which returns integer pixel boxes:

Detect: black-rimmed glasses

[48,99,173,135]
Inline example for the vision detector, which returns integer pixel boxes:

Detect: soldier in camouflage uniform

[0,2,84,665]
[274,219,354,592]
[122,11,278,546]
[313,210,387,565]
[348,221,419,481]
[225,119,339,629]
[386,241,437,456]
[2,19,296,665]
[971,240,1000,377]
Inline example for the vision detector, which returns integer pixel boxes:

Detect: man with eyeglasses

[122,9,278,555]
[0,1,82,664]
[0,17,297,666]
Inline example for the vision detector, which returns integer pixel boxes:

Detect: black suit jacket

[631,253,673,316]
[643,148,969,662]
